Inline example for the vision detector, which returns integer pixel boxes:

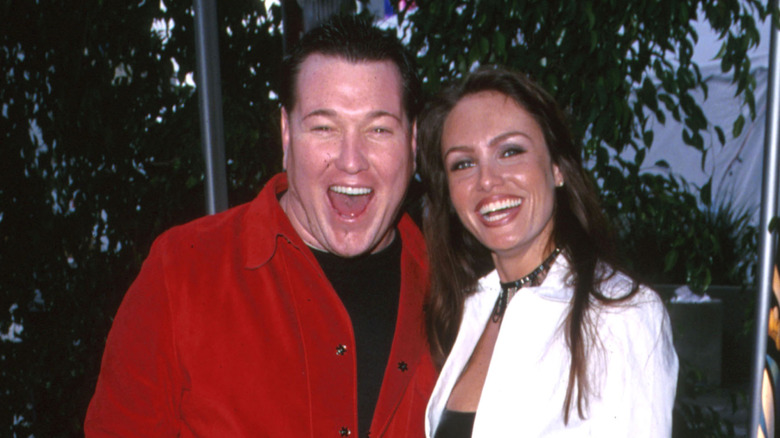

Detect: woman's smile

[476,196,523,224]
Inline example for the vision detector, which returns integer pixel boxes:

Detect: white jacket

[425,258,679,437]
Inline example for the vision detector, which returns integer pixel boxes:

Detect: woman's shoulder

[594,270,672,343]
[598,268,665,308]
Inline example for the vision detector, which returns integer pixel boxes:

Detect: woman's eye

[449,160,474,171]
[501,147,525,158]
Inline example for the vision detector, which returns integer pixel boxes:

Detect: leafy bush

[602,158,759,292]
[397,0,765,293]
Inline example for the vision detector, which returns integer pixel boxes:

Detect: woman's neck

[493,241,558,283]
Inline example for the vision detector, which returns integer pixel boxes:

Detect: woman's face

[441,91,562,280]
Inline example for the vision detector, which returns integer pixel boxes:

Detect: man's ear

[281,107,290,170]
[411,120,418,173]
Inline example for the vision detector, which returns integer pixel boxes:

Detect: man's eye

[313,125,332,132]
[371,127,391,134]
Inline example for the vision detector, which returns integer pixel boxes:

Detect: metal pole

[193,0,228,214]
[749,3,780,435]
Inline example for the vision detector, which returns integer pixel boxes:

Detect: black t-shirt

[312,236,401,437]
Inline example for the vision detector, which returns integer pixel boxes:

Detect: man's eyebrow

[366,110,403,122]
[301,109,403,123]
[301,109,337,120]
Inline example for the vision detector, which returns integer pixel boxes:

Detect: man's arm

[85,236,181,436]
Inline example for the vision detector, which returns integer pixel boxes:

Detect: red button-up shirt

[85,173,436,437]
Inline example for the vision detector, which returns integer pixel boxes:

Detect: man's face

[280,54,416,257]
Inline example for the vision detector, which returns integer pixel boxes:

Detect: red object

[85,173,436,437]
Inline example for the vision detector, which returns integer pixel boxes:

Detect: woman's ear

[553,164,564,187]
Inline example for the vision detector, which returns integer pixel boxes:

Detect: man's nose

[334,131,369,174]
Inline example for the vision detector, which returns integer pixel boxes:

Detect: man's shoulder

[151,200,254,258]
[397,214,427,267]
[152,174,287,258]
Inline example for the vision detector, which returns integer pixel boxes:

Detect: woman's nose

[478,162,502,191]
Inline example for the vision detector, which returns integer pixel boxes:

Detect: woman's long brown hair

[417,66,638,423]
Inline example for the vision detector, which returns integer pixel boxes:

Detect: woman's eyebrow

[489,130,532,147]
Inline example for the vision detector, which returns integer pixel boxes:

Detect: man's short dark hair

[279,14,421,121]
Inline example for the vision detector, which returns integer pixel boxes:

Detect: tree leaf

[715,125,726,145]
[733,114,745,137]
[700,180,712,206]
[664,250,679,273]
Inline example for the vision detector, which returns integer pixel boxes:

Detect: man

[85,15,436,437]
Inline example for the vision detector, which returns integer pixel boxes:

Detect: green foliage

[673,369,742,438]
[674,400,738,437]
[604,166,758,292]
[396,0,765,291]
[401,0,764,154]
[1,0,283,435]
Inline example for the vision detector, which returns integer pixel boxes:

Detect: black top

[434,409,476,438]
[313,236,401,437]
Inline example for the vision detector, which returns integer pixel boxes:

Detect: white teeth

[330,185,372,196]
[479,198,522,216]
[484,211,512,222]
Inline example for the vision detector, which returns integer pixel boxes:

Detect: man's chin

[324,229,395,258]
[328,241,377,258]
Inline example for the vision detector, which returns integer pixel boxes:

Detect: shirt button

[339,426,351,436]
[398,361,408,372]
[336,344,347,355]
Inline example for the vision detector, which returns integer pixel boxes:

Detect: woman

[417,66,678,437]
[759,252,780,438]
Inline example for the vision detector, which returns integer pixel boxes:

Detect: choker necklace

[492,248,561,323]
